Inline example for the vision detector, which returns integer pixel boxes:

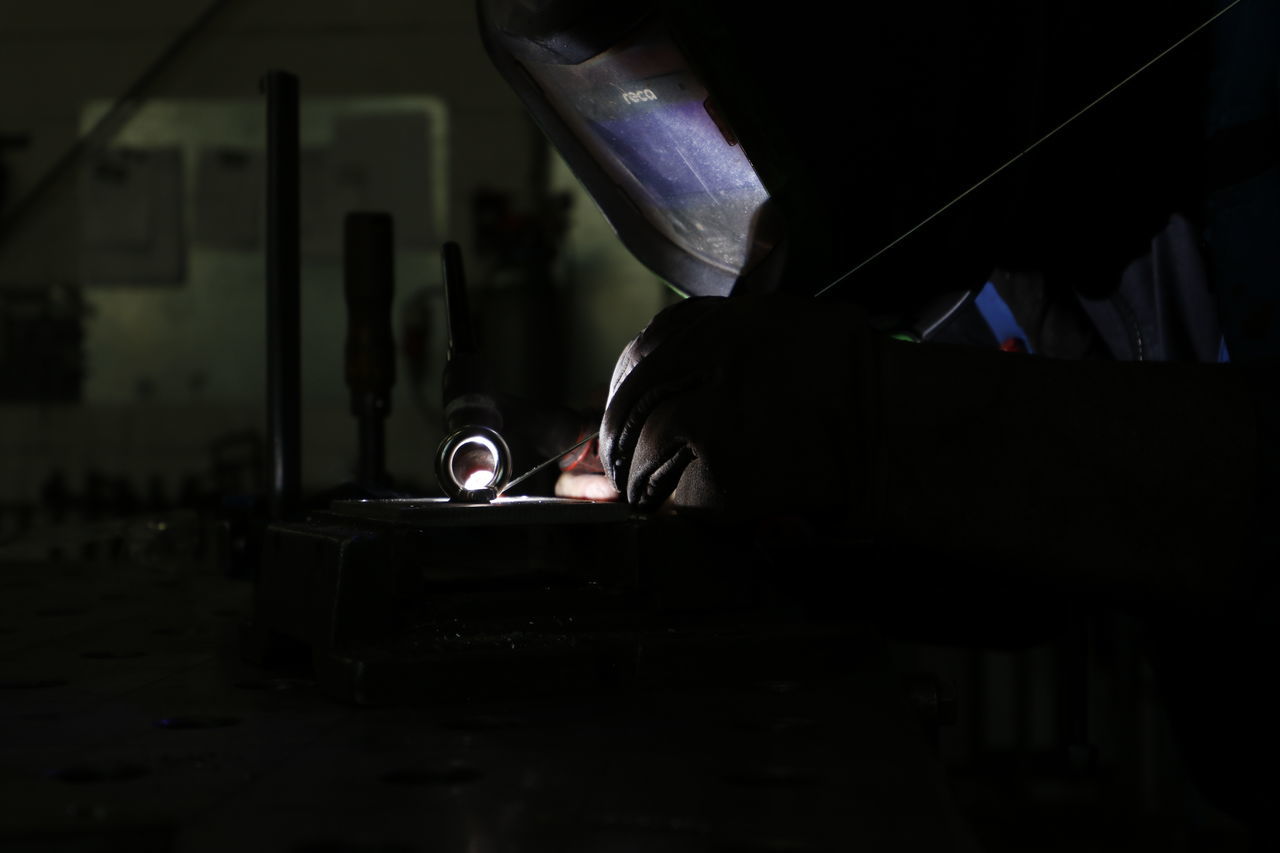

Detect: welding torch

[434,242,604,503]
[435,242,512,502]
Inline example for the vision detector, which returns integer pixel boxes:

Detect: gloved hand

[599,294,876,518]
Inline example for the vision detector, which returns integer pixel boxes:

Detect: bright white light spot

[463,469,495,490]
[451,434,500,492]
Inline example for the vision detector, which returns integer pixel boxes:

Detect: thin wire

[813,0,1246,299]
[497,430,599,497]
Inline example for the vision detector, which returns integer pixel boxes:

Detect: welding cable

[813,0,1248,299]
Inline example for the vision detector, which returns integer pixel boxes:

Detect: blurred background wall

[0,0,673,517]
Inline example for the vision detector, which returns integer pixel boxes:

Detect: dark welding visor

[478,0,778,297]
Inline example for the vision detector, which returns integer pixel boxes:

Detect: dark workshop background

[0,2,1253,851]
[0,0,672,517]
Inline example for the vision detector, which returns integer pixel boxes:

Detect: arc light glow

[454,435,499,490]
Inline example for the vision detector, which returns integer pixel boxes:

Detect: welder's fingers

[554,471,620,501]
[624,397,695,510]
[602,302,738,495]
[602,370,704,497]
[616,386,721,512]
[602,301,734,493]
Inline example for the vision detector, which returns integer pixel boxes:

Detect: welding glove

[602,292,1262,610]
[599,294,875,519]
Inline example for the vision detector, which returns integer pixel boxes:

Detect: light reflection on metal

[435,426,511,503]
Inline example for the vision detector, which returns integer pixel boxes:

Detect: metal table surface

[0,515,980,853]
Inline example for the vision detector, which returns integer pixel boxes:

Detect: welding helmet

[478,0,1209,313]
[478,0,785,298]
[476,0,1053,307]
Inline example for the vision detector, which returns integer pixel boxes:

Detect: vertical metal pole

[262,71,301,519]
[343,212,396,490]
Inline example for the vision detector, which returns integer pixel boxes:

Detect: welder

[478,0,1280,839]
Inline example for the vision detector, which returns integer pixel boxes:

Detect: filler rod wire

[498,431,599,498]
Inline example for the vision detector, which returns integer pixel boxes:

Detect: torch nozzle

[435,426,512,503]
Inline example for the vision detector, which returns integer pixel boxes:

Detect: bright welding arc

[450,434,499,491]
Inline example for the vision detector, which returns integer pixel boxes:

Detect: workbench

[0,513,980,852]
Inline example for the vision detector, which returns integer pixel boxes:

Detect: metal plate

[328,496,634,526]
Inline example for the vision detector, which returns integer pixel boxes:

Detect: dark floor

[0,513,1254,852]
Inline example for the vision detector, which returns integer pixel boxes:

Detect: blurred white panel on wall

[329,113,436,250]
[80,146,185,283]
[76,96,448,410]
[194,148,263,250]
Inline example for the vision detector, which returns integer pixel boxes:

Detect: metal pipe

[436,425,512,503]
[263,70,301,519]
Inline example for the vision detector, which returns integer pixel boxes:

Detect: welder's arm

[599,294,1262,608]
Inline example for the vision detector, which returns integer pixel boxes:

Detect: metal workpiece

[249,497,638,704]
[328,495,631,525]
[248,498,899,706]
